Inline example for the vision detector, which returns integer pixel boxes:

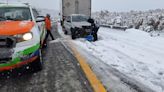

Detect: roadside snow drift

[73,27,164,92]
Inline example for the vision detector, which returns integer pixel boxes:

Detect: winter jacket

[45,17,51,31]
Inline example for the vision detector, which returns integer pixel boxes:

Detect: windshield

[0,7,32,21]
[72,15,89,22]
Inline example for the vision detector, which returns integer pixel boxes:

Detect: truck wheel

[30,49,43,72]
[42,40,47,49]
[64,30,68,35]
[43,42,47,48]
[71,33,76,39]
[71,28,76,39]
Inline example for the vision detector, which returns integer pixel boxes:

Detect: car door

[33,9,46,45]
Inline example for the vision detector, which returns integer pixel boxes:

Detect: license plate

[85,29,91,32]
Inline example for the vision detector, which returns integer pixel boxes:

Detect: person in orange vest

[44,14,54,45]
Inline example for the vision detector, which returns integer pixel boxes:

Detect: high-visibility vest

[45,17,51,31]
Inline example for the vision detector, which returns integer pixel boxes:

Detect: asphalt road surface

[0,26,92,92]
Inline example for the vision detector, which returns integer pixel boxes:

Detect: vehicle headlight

[23,33,33,41]
[14,32,33,42]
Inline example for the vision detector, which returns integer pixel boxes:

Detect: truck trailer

[60,0,91,18]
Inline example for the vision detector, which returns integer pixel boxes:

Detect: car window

[32,9,39,19]
[0,7,32,21]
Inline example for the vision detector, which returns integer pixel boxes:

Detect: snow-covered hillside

[93,9,164,32]
[73,27,164,92]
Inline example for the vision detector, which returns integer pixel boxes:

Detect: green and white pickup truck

[0,3,46,72]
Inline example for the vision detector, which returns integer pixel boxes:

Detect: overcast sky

[92,0,164,12]
[2,0,164,12]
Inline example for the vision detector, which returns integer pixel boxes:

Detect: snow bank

[73,27,164,92]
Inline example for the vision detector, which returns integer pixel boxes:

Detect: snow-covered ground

[71,27,164,92]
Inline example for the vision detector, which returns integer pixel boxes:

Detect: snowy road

[71,27,164,92]
[0,26,91,92]
[3,24,162,92]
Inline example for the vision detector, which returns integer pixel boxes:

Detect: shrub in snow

[93,9,164,32]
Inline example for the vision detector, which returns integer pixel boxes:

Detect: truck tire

[64,30,68,35]
[71,28,76,39]
[30,49,43,72]
[71,33,76,39]
[42,41,47,48]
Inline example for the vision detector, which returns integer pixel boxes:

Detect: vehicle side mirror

[36,16,45,22]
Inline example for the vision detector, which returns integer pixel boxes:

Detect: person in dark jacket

[87,18,99,41]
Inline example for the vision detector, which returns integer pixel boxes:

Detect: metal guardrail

[100,24,128,31]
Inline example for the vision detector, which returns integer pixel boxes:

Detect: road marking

[69,42,107,92]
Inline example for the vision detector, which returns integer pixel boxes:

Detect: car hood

[72,21,91,28]
[0,21,34,35]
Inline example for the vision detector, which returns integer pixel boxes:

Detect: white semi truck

[61,0,99,41]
